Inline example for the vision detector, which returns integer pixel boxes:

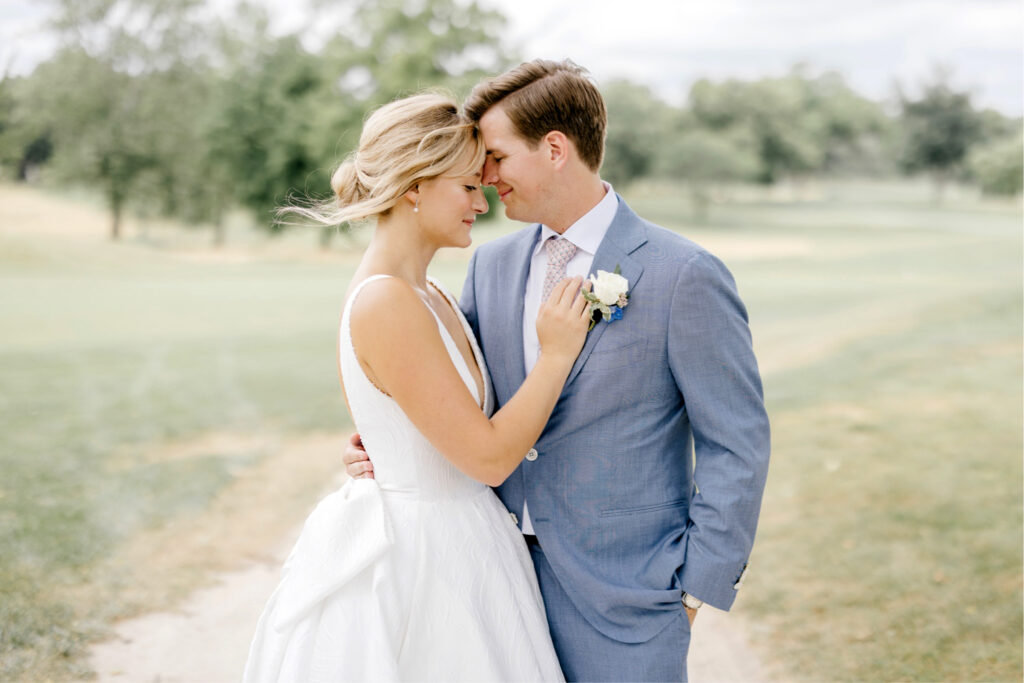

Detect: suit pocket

[585,337,647,371]
[599,498,688,517]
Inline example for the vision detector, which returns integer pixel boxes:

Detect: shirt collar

[533,182,618,256]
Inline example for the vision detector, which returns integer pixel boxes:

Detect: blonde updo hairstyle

[286,92,485,226]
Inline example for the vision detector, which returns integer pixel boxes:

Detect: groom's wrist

[681,592,704,610]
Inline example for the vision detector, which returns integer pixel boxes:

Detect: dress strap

[339,274,397,398]
[344,274,396,319]
[426,277,490,413]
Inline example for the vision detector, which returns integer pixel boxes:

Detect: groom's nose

[482,157,499,186]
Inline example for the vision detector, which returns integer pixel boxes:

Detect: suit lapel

[492,225,539,403]
[566,198,647,387]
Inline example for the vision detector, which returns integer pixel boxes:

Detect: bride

[243,93,591,682]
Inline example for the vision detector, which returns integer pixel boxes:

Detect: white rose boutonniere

[582,266,629,331]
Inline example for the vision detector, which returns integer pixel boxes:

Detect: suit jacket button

[525,448,538,461]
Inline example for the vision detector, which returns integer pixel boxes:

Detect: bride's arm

[350,276,590,486]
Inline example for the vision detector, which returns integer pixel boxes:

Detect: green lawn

[0,180,1020,681]
[0,195,365,678]
[627,181,1023,682]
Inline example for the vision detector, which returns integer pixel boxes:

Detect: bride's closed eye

[464,185,479,192]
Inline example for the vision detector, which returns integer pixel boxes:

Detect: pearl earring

[413,198,419,213]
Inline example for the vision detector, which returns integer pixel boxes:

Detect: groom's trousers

[528,541,690,682]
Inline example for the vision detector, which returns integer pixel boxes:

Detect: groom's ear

[543,131,571,171]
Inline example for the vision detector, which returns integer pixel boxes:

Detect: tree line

[0,0,1020,242]
[601,66,1022,216]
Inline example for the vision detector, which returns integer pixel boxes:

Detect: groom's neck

[545,172,607,234]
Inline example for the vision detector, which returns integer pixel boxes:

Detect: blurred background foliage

[0,0,1020,243]
[0,0,513,243]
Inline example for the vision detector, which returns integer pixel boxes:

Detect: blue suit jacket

[460,197,770,644]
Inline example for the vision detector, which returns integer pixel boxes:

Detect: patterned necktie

[542,237,578,302]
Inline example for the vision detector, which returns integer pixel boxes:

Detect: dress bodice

[338,274,495,500]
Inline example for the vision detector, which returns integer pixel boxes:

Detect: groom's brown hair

[464,59,607,172]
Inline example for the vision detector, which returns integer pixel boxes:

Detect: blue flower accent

[609,307,623,322]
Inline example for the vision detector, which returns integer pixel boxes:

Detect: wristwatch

[682,592,703,610]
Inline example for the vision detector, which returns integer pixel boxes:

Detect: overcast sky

[2,0,1021,114]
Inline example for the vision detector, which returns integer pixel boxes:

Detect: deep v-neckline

[425,278,486,411]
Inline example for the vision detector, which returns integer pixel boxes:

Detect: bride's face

[415,167,488,249]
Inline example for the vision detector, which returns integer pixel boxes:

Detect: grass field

[0,180,1020,681]
[635,183,1022,682]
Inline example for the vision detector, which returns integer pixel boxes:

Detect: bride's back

[339,275,491,500]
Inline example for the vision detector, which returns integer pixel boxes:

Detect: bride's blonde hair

[284,92,486,225]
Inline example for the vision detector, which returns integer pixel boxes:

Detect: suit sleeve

[460,249,481,340]
[668,250,770,611]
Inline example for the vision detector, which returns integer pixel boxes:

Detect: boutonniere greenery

[582,265,629,331]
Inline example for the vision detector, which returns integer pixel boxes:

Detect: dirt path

[90,530,773,683]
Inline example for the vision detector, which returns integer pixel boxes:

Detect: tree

[689,73,822,183]
[21,49,154,239]
[600,79,676,188]
[897,69,983,201]
[0,74,53,181]
[312,0,513,240]
[25,0,215,239]
[800,70,891,174]
[207,0,513,245]
[207,20,329,234]
[976,108,1020,146]
[968,129,1023,196]
[653,127,759,219]
[688,67,889,184]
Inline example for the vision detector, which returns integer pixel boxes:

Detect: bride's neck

[362,215,435,290]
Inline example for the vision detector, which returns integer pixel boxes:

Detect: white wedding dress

[244,275,564,682]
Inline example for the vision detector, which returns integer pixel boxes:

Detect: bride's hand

[536,277,592,364]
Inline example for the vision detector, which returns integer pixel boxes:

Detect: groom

[346,59,770,682]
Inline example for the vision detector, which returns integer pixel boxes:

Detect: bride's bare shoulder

[349,276,433,342]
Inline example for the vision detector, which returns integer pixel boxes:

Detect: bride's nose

[472,191,488,214]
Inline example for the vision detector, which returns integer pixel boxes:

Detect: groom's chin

[502,205,527,223]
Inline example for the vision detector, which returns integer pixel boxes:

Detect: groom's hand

[342,432,374,479]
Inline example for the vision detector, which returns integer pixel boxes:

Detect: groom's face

[478,105,555,224]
